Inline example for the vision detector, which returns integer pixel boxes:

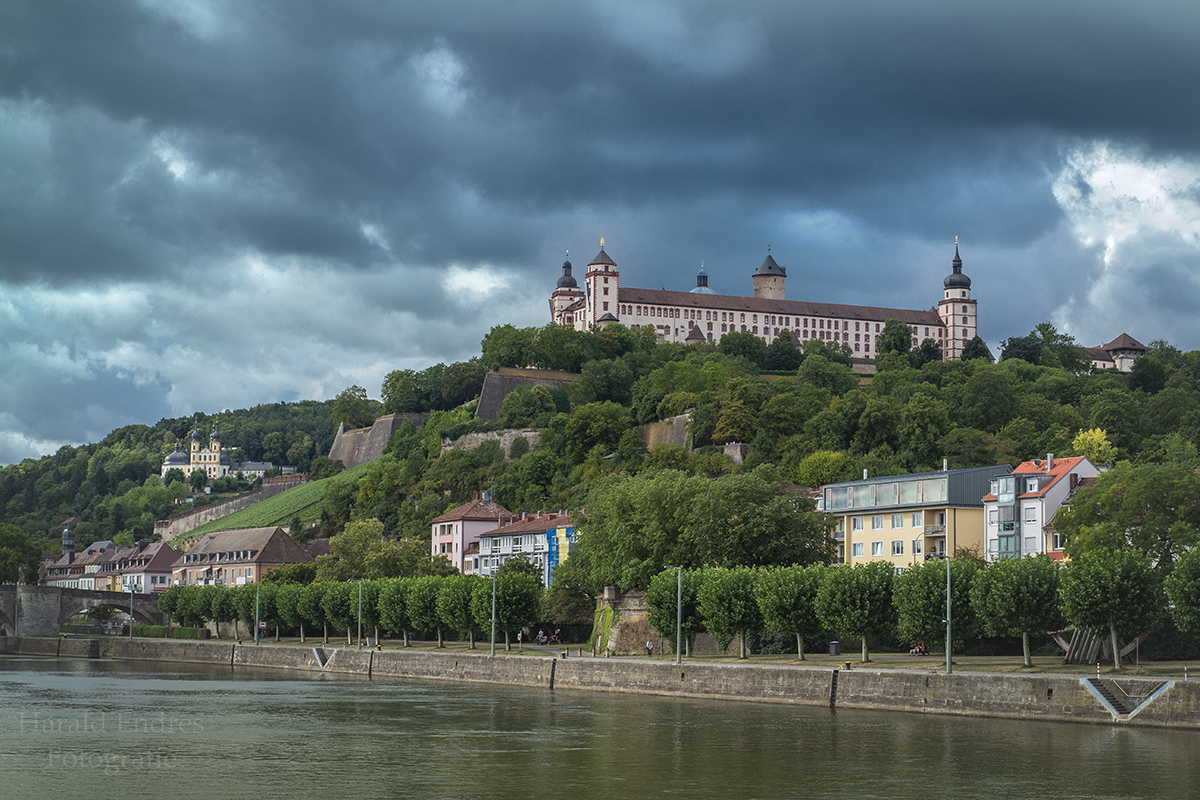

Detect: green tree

[718,330,768,368]
[815,561,895,662]
[892,559,979,652]
[799,354,858,396]
[477,574,543,650]
[0,523,41,584]
[381,369,419,413]
[698,567,762,658]
[563,402,633,464]
[959,367,1018,432]
[1165,549,1200,635]
[878,318,915,357]
[970,555,1064,666]
[791,450,851,488]
[481,324,536,369]
[437,574,485,648]
[407,576,445,646]
[960,335,991,361]
[1060,548,1164,669]
[754,564,827,659]
[1055,462,1200,573]
[495,554,542,580]
[575,358,636,405]
[498,384,557,428]
[1070,428,1116,467]
[644,568,707,657]
[206,586,238,639]
[274,583,307,642]
[319,581,357,644]
[765,330,804,371]
[189,468,208,492]
[378,577,414,646]
[298,582,332,643]
[332,385,374,429]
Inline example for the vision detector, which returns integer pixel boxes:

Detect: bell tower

[938,239,977,360]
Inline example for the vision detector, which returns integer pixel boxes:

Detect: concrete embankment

[5,636,1199,729]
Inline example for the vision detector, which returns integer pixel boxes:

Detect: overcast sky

[2,0,1199,464]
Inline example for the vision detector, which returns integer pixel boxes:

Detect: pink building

[430,493,513,574]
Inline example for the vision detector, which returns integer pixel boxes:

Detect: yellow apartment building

[821,465,1012,570]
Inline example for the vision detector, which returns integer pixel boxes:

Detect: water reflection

[3,655,1199,800]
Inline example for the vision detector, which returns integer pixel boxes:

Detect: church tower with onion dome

[938,239,976,360]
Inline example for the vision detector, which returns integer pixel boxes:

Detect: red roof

[619,286,944,327]
[431,497,514,524]
[479,511,570,537]
[982,456,1088,500]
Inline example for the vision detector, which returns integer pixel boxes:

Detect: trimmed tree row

[158,574,543,649]
[644,549,1183,667]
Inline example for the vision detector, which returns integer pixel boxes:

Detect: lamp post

[128,582,135,641]
[355,579,363,650]
[254,581,261,646]
[666,566,682,664]
[490,572,497,658]
[945,555,952,675]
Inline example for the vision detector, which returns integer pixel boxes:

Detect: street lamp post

[490,572,497,658]
[945,555,952,675]
[254,581,261,646]
[356,579,363,650]
[666,566,682,664]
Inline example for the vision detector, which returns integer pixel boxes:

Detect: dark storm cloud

[0,0,1197,462]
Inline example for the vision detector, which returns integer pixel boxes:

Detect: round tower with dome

[937,239,977,360]
[550,251,585,327]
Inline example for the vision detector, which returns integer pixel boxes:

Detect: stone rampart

[441,429,540,459]
[638,413,692,451]
[326,413,430,470]
[154,476,309,541]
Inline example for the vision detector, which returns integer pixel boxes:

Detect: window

[988,509,998,525]
[1024,507,1037,523]
[852,542,864,557]
[891,514,904,529]
[851,517,864,531]
[871,541,884,557]
[1027,478,1039,493]
[912,538,923,555]
[1024,536,1037,553]
[1052,532,1063,550]
[871,515,883,530]
[891,540,904,556]
[911,512,921,528]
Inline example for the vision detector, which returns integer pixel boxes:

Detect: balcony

[923,525,946,536]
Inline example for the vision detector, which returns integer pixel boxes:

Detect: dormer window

[1027,478,1039,493]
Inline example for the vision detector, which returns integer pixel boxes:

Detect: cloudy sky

[1,0,1198,464]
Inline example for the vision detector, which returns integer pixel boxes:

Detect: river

[3,654,1200,799]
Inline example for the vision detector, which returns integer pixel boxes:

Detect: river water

[3,654,1200,800]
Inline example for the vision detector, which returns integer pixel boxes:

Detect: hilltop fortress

[551,240,977,360]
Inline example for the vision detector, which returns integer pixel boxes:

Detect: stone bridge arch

[8,586,165,637]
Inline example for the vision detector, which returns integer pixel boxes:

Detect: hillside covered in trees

[3,316,1199,599]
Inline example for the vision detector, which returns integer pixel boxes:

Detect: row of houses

[820,454,1100,570]
[430,494,577,587]
[426,455,1098,586]
[44,526,315,591]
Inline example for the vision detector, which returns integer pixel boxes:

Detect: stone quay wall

[5,636,1199,729]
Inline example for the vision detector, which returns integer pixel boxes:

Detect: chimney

[863,469,868,480]
[943,458,948,472]
[1046,453,1054,472]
